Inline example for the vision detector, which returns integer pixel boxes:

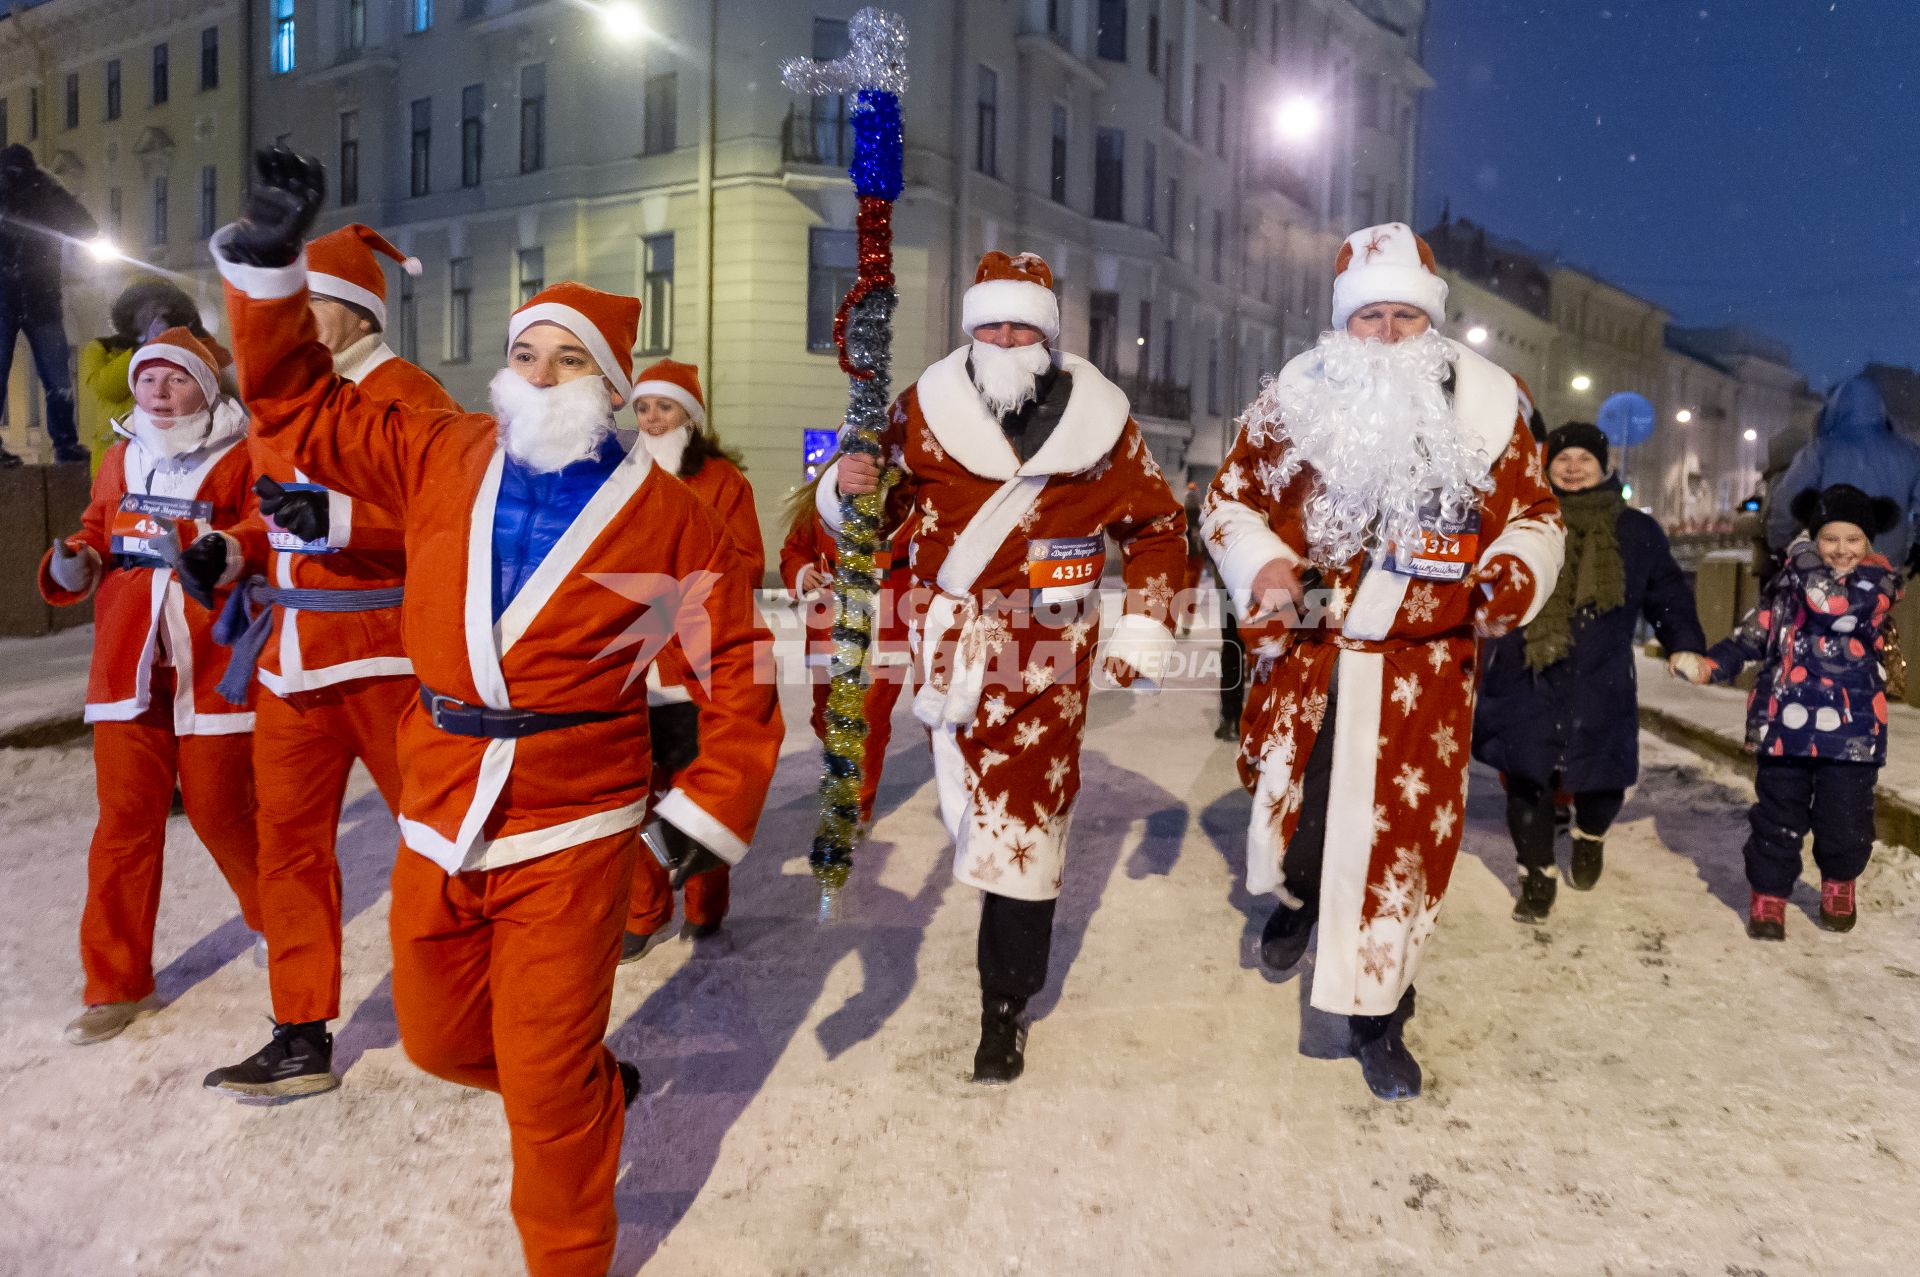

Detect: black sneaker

[619,1060,641,1108]
[1511,866,1558,923]
[1259,901,1316,971]
[1569,834,1605,891]
[684,920,722,941]
[619,927,676,965]
[203,1021,337,1099]
[1213,721,1238,742]
[971,996,1028,1084]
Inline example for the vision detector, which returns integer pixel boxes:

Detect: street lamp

[1675,408,1693,424]
[1570,373,1592,392]
[1465,325,1488,346]
[1273,96,1322,145]
[86,236,121,263]
[598,1,650,41]
[1743,428,1758,442]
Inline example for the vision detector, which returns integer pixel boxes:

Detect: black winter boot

[619,1060,642,1108]
[1349,993,1421,1103]
[1259,900,1317,971]
[1569,833,1605,891]
[203,1021,337,1099]
[971,995,1028,1084]
[1511,866,1558,923]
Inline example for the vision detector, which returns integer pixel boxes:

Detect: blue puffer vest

[491,434,627,620]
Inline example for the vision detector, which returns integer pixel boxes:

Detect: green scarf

[1523,481,1627,671]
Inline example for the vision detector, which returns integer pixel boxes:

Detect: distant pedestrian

[1673,484,1902,940]
[0,144,97,464]
[78,279,209,476]
[1473,421,1707,923]
[1766,376,1920,570]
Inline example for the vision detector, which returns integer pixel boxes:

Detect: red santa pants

[81,671,262,1005]
[254,675,409,1024]
[807,667,905,824]
[389,831,639,1277]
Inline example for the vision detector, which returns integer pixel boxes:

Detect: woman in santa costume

[621,358,767,961]
[829,250,1187,1084]
[38,327,263,1047]
[211,149,781,1277]
[175,223,460,1099]
[1203,223,1564,1102]
[778,477,914,832]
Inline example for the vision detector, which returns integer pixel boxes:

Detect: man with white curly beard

[1202,223,1564,1103]
[207,147,782,1277]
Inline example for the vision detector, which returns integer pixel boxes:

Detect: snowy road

[2,665,1918,1276]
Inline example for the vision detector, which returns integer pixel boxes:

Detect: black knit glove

[659,821,727,889]
[225,146,326,267]
[256,475,328,543]
[176,532,229,610]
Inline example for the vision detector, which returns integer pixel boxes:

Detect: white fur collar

[914,346,1132,481]
[1271,336,1518,471]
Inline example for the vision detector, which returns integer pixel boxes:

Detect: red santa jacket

[650,453,766,703]
[227,344,459,696]
[216,249,782,875]
[37,404,256,734]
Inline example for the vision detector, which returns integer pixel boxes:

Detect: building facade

[1,0,248,458]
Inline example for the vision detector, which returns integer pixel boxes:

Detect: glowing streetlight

[1273,96,1322,145]
[1743,428,1758,442]
[86,236,121,263]
[600,1,650,42]
[1465,325,1488,346]
[1570,374,1593,392]
[1675,408,1693,424]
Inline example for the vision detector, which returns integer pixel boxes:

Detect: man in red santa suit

[209,150,782,1277]
[829,250,1187,1084]
[1202,223,1563,1102]
[38,328,262,1046]
[174,224,459,1099]
[622,358,766,961]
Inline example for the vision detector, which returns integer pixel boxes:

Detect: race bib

[1379,504,1481,582]
[1028,535,1104,604]
[265,482,336,555]
[110,494,211,567]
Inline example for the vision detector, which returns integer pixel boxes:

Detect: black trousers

[1745,756,1878,897]
[978,892,1058,1001]
[1219,608,1246,731]
[1504,779,1625,870]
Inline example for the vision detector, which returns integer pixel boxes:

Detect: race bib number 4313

[110,493,212,567]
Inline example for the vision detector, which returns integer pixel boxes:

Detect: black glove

[177,532,229,610]
[659,821,727,889]
[256,475,329,543]
[224,146,326,267]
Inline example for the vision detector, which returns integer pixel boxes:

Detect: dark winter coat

[0,149,96,318]
[1766,376,1920,567]
[1473,489,1706,791]
[1706,542,1899,765]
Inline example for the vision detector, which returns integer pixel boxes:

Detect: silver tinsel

[780,7,909,96]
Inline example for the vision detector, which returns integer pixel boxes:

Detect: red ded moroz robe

[1203,338,1563,1016]
[215,257,782,876]
[820,347,1187,901]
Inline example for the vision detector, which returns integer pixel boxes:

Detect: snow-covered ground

[2,643,1918,1276]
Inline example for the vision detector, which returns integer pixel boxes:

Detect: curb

[0,714,89,750]
[1639,703,1920,852]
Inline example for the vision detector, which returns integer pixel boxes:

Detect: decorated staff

[781,7,909,904]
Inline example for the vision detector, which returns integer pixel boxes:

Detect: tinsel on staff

[780,9,908,901]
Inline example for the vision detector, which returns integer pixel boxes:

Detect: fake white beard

[1244,328,1493,566]
[969,339,1055,417]
[128,406,214,461]
[489,368,617,473]
[639,423,692,475]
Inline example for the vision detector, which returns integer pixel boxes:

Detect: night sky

[1417,0,1920,390]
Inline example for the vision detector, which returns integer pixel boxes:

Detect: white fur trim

[915,348,1131,481]
[1342,569,1413,643]
[259,654,414,697]
[307,271,388,328]
[1479,518,1565,626]
[464,450,512,709]
[1103,612,1177,690]
[962,277,1061,341]
[210,225,309,300]
[416,798,651,874]
[507,303,633,403]
[630,380,705,425]
[1309,652,1389,1016]
[654,787,750,865]
[1331,262,1449,331]
[1202,492,1301,620]
[322,489,355,550]
[816,458,849,533]
[128,344,219,410]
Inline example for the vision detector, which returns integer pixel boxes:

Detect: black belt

[418,686,626,739]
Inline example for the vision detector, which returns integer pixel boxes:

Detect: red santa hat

[306,224,421,330]
[127,326,230,407]
[961,250,1061,342]
[631,358,706,425]
[1330,222,1450,331]
[505,282,642,404]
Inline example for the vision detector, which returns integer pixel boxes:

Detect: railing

[1111,370,1192,420]
[782,102,854,169]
